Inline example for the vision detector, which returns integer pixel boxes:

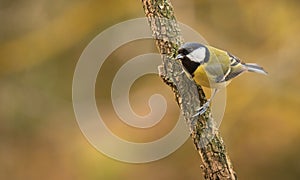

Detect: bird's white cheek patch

[187,47,206,63]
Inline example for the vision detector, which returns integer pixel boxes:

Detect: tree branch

[141,0,237,179]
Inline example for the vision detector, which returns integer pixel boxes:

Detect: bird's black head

[176,42,209,76]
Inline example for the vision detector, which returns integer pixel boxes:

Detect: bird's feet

[192,101,210,117]
[178,69,185,75]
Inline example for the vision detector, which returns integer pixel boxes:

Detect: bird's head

[176,42,209,65]
[176,42,210,75]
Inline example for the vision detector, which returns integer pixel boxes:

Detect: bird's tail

[244,63,268,75]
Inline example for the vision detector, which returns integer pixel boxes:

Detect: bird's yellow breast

[193,67,229,88]
[193,65,211,88]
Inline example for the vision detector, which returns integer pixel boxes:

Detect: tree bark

[141,0,237,179]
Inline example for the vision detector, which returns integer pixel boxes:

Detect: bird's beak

[176,54,184,60]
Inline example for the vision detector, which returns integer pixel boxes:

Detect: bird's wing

[223,53,247,81]
[206,46,231,79]
[216,67,231,83]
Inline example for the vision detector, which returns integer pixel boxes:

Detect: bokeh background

[1,0,300,179]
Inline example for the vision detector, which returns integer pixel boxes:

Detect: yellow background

[1,0,299,179]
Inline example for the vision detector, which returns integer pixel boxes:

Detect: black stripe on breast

[181,57,200,77]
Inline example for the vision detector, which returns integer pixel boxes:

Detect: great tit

[176,42,267,115]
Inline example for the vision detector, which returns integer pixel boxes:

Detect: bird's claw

[192,101,210,117]
[178,69,185,75]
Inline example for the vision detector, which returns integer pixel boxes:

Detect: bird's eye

[178,48,189,55]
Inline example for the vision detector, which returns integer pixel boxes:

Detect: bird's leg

[192,88,219,117]
[179,69,185,75]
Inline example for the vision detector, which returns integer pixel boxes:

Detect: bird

[176,42,267,115]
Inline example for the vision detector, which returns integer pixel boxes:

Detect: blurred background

[1,0,300,179]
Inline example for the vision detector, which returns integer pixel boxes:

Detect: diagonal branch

[141,0,237,179]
